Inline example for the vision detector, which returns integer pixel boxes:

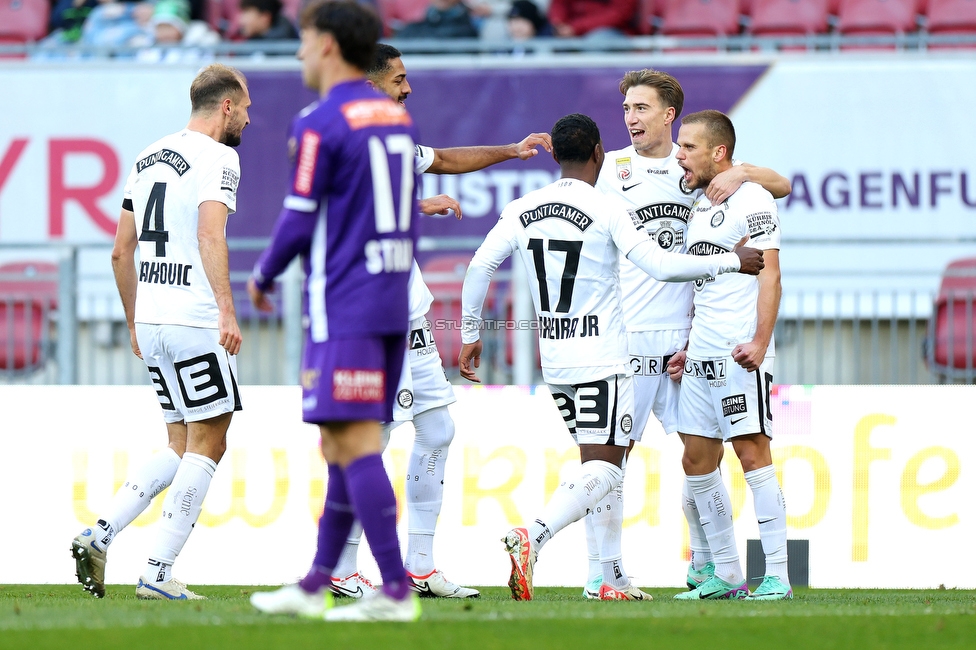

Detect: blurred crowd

[32,0,638,49]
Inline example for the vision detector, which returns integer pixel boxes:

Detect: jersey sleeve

[414,144,435,174]
[121,162,137,211]
[605,199,649,257]
[198,148,240,215]
[284,116,333,213]
[742,190,780,250]
[461,208,518,344]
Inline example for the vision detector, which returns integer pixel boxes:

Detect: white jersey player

[586,69,793,601]
[458,114,763,601]
[71,64,250,601]
[671,110,791,602]
[326,42,554,601]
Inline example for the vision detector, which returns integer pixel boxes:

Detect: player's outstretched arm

[427,132,552,175]
[625,238,744,282]
[420,194,462,219]
[111,207,142,359]
[705,164,792,204]
[732,249,781,372]
[199,200,242,356]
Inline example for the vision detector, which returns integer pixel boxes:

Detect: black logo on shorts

[721,394,747,417]
[408,328,429,350]
[621,414,633,434]
[397,389,414,409]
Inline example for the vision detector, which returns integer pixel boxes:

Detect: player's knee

[413,405,455,449]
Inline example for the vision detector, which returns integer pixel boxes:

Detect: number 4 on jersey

[139,182,169,257]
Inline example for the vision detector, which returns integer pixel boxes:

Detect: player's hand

[459,340,483,383]
[704,165,747,205]
[732,340,766,372]
[219,312,243,356]
[420,194,462,219]
[666,350,686,382]
[247,276,275,313]
[732,236,764,275]
[128,325,143,360]
[515,133,553,160]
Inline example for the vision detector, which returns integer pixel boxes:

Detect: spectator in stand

[147,0,220,46]
[549,0,637,39]
[507,0,551,39]
[239,0,299,40]
[396,0,479,39]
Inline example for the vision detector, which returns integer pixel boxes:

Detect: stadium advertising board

[1,384,969,589]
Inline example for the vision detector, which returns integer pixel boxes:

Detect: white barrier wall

[0,383,969,589]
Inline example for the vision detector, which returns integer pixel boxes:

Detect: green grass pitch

[2,585,975,649]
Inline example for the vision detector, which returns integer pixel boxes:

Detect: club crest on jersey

[654,226,678,250]
[615,157,632,181]
[621,414,633,434]
[519,202,593,232]
[679,176,694,195]
[397,389,414,409]
[710,211,725,227]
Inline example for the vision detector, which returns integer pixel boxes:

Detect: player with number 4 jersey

[72,64,250,602]
[459,114,763,601]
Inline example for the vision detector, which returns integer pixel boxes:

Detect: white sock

[592,468,628,589]
[404,406,454,575]
[682,476,712,569]
[583,516,601,585]
[528,460,622,554]
[745,464,789,585]
[332,523,363,579]
[144,452,216,582]
[94,448,182,551]
[687,470,743,585]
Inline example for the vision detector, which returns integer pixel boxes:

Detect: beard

[221,130,242,148]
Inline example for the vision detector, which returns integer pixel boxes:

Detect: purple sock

[345,453,408,599]
[299,464,355,593]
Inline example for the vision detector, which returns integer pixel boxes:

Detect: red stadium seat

[926,257,976,382]
[659,0,742,50]
[0,261,58,373]
[749,0,831,49]
[376,0,430,35]
[836,0,920,48]
[925,0,976,48]
[0,0,49,43]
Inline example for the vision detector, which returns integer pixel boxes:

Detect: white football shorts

[392,316,457,422]
[549,373,634,447]
[627,328,690,440]
[135,323,241,424]
[676,354,774,441]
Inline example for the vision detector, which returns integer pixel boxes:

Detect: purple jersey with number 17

[252,79,419,340]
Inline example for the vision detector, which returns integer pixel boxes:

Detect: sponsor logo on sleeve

[721,394,748,417]
[220,167,239,192]
[746,211,778,237]
[710,210,725,227]
[295,129,321,196]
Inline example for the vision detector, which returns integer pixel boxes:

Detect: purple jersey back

[254,79,419,341]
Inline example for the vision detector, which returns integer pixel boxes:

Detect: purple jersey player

[247,1,421,623]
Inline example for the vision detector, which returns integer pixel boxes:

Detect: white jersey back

[686,181,780,356]
[124,129,240,328]
[596,143,700,331]
[493,178,648,384]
